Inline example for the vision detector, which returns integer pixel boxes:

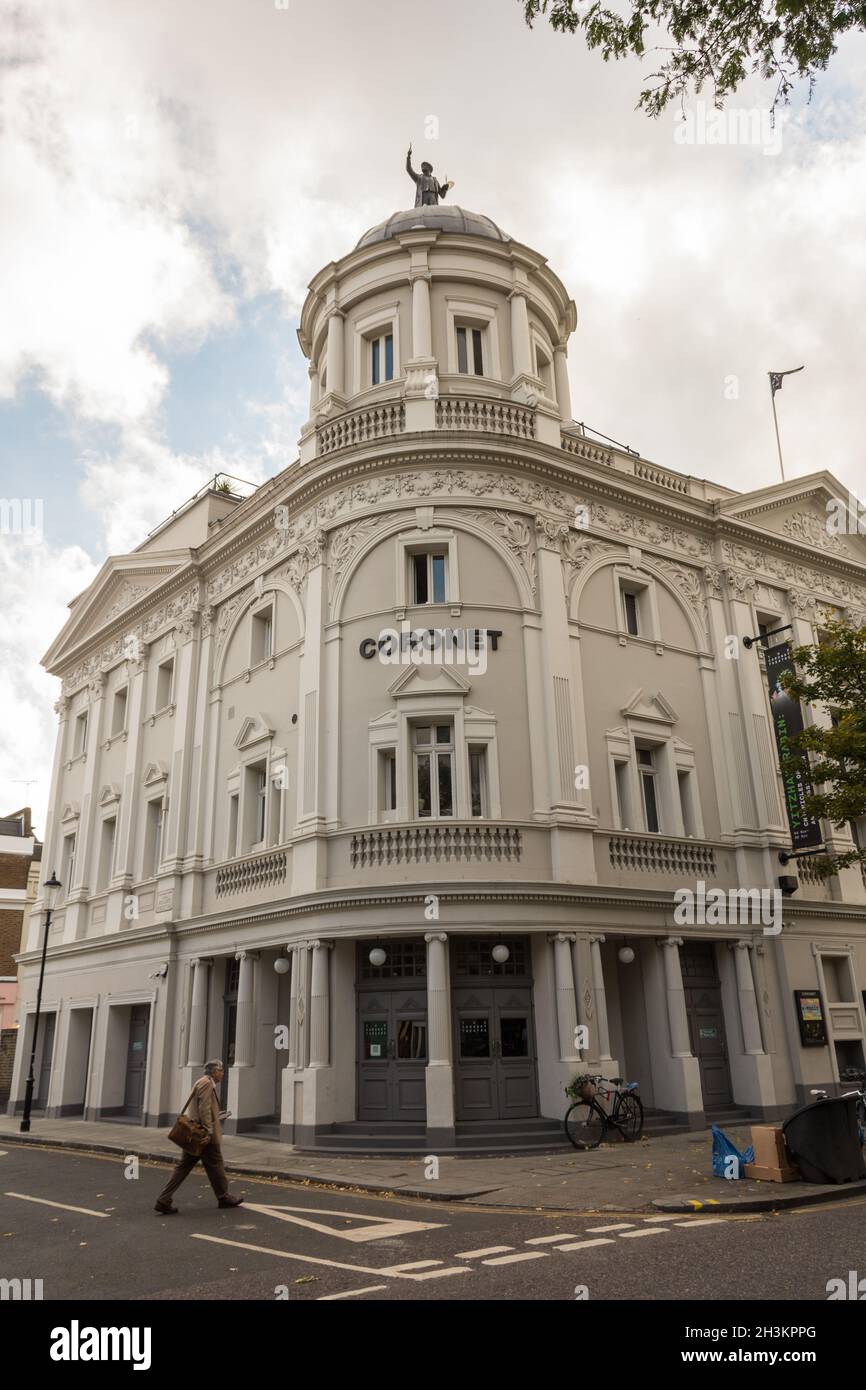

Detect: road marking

[482,1251,548,1266]
[192,1233,469,1282]
[673,1217,728,1227]
[618,1227,667,1238]
[525,1233,578,1245]
[586,1223,635,1233]
[0,1151,6,1157]
[317,1286,389,1300]
[241,1202,444,1243]
[381,1260,442,1272]
[555,1239,614,1251]
[455,1245,513,1259]
[3,1192,110,1218]
[642,1214,675,1222]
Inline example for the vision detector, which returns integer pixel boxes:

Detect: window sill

[103,730,129,751]
[65,752,87,771]
[148,704,175,727]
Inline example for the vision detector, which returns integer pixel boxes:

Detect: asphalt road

[1,1141,865,1303]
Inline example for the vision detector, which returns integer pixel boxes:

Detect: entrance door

[221,959,239,1109]
[680,941,733,1106]
[453,987,537,1121]
[123,1005,150,1117]
[34,1013,56,1110]
[357,989,427,1122]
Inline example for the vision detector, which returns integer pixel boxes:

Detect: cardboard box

[746,1125,800,1182]
[743,1161,800,1183]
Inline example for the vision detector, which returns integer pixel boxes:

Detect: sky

[1,0,865,836]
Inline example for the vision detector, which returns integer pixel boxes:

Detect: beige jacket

[188,1074,222,1144]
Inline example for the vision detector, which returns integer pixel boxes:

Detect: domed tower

[297,201,578,461]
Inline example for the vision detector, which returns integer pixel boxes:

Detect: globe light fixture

[491,943,510,964]
[369,947,387,967]
[618,946,635,965]
[273,957,290,974]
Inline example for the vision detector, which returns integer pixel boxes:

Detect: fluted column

[550,934,581,1062]
[660,937,692,1057]
[509,287,532,379]
[732,941,764,1055]
[425,931,455,1140]
[186,958,211,1067]
[309,940,332,1068]
[233,950,257,1067]
[589,935,612,1060]
[553,342,572,421]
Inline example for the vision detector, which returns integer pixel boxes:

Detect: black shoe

[154,1201,178,1214]
[218,1195,243,1208]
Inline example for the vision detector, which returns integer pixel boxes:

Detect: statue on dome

[406,145,455,207]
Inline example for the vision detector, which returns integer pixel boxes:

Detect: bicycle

[809,1085,866,1144]
[564,1074,644,1150]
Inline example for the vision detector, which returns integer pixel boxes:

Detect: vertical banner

[765,642,824,850]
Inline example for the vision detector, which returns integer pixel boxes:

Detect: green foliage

[521,2,865,115]
[781,621,866,875]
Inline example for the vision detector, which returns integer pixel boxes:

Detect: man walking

[155,1059,243,1214]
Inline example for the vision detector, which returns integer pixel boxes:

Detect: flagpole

[771,388,786,482]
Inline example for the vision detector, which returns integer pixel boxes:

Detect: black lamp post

[20,871,61,1133]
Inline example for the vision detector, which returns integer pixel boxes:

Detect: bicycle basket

[567,1075,598,1102]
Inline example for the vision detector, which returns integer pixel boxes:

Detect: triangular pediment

[621,689,679,723]
[235,713,274,750]
[98,783,121,807]
[719,472,866,563]
[388,665,471,698]
[60,802,80,824]
[42,549,196,675]
[143,762,169,788]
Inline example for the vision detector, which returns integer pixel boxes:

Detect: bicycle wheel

[614,1093,644,1142]
[564,1100,606,1150]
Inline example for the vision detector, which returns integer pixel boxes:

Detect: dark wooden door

[453,987,538,1121]
[123,1005,150,1116]
[680,942,733,1106]
[357,989,427,1122]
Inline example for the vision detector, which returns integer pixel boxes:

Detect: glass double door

[357,988,427,1123]
[453,986,538,1121]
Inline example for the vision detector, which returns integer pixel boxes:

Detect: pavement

[3,1113,865,1213]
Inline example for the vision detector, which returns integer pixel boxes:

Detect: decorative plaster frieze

[721,540,866,609]
[588,502,711,559]
[462,509,538,596]
[781,510,853,557]
[327,513,398,614]
[725,569,758,596]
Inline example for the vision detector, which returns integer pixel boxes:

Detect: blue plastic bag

[711,1124,755,1179]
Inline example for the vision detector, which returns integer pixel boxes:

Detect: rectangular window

[73,711,88,758]
[638,748,660,833]
[414,724,454,819]
[469,746,487,818]
[111,687,128,738]
[412,551,447,605]
[62,834,76,896]
[155,658,174,710]
[623,589,640,636]
[144,799,164,878]
[371,332,394,385]
[251,606,273,665]
[379,748,397,819]
[456,325,484,375]
[227,794,239,858]
[98,817,116,892]
[255,768,267,843]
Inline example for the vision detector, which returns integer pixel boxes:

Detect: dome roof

[355,205,511,249]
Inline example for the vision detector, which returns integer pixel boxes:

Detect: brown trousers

[157,1142,229,1204]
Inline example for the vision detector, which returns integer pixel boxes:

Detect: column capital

[589,934,606,945]
[235,950,259,962]
[325,305,345,322]
[409,269,432,284]
[424,932,447,944]
[660,936,684,949]
[307,938,333,951]
[728,939,754,952]
[507,286,528,302]
[190,956,213,969]
[548,932,576,944]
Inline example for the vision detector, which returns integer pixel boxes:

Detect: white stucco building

[10,200,866,1152]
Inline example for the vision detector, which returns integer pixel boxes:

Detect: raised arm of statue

[406,147,419,184]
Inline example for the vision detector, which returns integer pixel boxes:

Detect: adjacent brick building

[0,809,40,1106]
